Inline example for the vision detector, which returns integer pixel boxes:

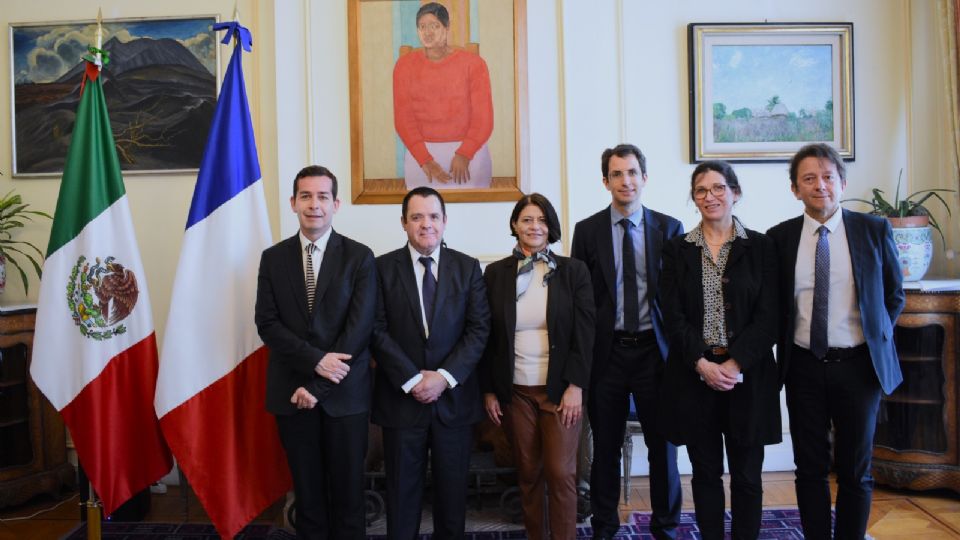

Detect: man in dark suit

[767,143,905,540]
[371,186,491,540]
[255,165,376,539]
[571,144,683,539]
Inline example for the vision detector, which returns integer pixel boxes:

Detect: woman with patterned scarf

[480,193,595,540]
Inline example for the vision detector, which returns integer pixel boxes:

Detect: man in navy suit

[371,186,491,540]
[767,143,905,540]
[255,165,376,539]
[571,144,683,539]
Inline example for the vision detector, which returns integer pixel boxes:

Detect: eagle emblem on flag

[67,255,138,340]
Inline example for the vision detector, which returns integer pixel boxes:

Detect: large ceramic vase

[889,216,933,281]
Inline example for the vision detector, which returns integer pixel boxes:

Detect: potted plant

[843,170,954,281]
[0,190,51,295]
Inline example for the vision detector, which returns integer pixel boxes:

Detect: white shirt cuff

[401,373,423,393]
[437,368,458,389]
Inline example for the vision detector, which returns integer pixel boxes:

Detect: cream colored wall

[0,0,282,346]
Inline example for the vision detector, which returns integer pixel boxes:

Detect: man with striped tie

[255,165,377,539]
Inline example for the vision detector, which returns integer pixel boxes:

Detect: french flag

[155,22,291,539]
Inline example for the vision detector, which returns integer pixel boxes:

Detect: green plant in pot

[843,170,955,281]
[0,190,52,295]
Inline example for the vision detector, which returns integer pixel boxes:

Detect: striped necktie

[306,243,317,313]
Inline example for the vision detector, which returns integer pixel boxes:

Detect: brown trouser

[503,384,581,540]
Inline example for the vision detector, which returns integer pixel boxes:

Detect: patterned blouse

[683,217,749,347]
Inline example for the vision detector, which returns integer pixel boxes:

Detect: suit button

[727,331,735,339]
[724,302,732,310]
[721,277,730,284]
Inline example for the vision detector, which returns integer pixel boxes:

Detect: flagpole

[84,11,104,536]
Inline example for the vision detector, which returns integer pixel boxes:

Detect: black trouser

[588,331,682,539]
[381,418,473,540]
[686,380,765,540]
[276,409,369,540]
[786,344,880,540]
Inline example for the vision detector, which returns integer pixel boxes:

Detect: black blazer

[766,209,905,394]
[657,227,782,446]
[480,254,595,405]
[371,245,491,428]
[571,206,683,368]
[255,231,377,416]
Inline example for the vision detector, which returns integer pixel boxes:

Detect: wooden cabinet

[0,308,74,507]
[873,291,960,492]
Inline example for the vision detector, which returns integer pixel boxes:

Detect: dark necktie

[419,256,436,328]
[619,219,640,332]
[810,225,830,358]
[305,243,317,313]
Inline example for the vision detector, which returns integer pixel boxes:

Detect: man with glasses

[571,144,684,539]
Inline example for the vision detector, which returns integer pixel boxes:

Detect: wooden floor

[1,472,958,539]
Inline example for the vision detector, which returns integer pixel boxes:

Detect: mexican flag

[31,59,172,516]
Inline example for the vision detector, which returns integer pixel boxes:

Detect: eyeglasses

[693,184,729,199]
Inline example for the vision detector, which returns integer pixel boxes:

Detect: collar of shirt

[299,228,332,254]
[610,205,644,228]
[684,215,748,246]
[802,207,843,237]
[408,243,441,274]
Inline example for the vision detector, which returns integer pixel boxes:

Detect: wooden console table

[0,308,74,507]
[873,290,960,493]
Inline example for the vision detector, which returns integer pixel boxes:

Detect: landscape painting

[10,16,218,176]
[688,23,854,162]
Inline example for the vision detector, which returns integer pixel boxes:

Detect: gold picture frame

[348,0,527,203]
[688,22,855,163]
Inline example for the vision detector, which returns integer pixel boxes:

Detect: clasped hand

[696,357,741,391]
[411,370,447,404]
[315,352,352,384]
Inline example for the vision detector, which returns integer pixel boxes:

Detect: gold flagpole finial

[95,8,104,70]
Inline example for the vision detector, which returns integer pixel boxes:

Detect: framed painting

[10,16,219,176]
[348,0,527,203]
[688,23,854,163]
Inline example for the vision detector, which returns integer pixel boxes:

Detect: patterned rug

[63,509,807,539]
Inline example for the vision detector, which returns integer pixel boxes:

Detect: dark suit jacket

[657,227,782,446]
[255,231,377,416]
[371,245,491,428]
[480,254,595,405]
[571,206,684,368]
[766,209,906,395]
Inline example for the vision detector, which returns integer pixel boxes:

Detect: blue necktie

[619,219,640,332]
[419,256,436,328]
[810,226,830,358]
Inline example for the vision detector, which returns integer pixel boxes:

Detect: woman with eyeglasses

[658,161,781,540]
[480,193,595,540]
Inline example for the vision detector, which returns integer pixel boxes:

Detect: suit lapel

[284,235,310,320]
[598,209,617,306]
[842,209,866,295]
[725,233,751,269]
[783,216,803,293]
[311,231,342,318]
[643,207,662,292]
[680,239,705,320]
[502,259,519,346]
[396,247,428,339]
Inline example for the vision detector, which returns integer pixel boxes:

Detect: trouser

[503,384,581,540]
[786,344,880,540]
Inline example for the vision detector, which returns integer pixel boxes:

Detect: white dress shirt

[298,228,332,288]
[793,210,865,349]
[401,243,458,393]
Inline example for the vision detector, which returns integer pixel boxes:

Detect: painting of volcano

[10,16,218,175]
